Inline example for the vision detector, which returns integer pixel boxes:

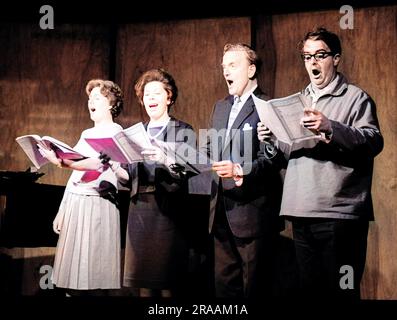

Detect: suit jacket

[123,118,194,208]
[206,87,283,238]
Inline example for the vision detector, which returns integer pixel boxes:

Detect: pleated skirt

[52,191,121,289]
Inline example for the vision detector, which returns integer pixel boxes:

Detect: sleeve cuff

[233,163,244,186]
[262,142,278,159]
[320,124,334,143]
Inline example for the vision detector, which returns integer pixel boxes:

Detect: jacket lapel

[214,97,233,131]
[222,96,255,153]
[230,97,254,133]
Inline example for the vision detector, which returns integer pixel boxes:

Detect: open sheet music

[84,122,213,174]
[153,139,213,175]
[16,135,86,169]
[84,122,152,163]
[253,93,322,152]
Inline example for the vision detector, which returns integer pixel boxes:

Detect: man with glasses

[256,27,383,299]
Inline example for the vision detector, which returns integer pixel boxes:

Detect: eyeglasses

[301,52,334,62]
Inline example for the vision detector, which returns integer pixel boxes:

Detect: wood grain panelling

[255,5,397,299]
[0,24,110,186]
[255,15,277,98]
[115,18,251,133]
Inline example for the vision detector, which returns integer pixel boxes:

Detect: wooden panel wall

[256,5,397,299]
[0,24,111,186]
[0,18,250,183]
[115,18,251,132]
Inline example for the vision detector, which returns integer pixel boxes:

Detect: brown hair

[134,68,178,109]
[223,43,261,79]
[86,79,123,119]
[298,27,342,55]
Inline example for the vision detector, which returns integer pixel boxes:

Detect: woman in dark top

[111,69,194,297]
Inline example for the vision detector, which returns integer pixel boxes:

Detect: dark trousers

[212,206,275,298]
[291,217,369,300]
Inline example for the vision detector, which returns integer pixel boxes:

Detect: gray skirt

[52,191,121,289]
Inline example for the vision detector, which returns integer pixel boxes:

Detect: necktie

[226,96,241,137]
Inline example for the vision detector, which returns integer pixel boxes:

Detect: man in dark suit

[206,43,283,298]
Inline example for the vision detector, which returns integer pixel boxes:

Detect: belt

[138,185,156,193]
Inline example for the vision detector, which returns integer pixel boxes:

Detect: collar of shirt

[303,73,348,103]
[147,116,171,138]
[234,84,258,108]
[148,116,171,129]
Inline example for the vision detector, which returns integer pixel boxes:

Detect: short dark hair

[223,43,262,79]
[86,79,123,119]
[299,27,342,55]
[134,68,178,109]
